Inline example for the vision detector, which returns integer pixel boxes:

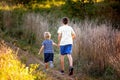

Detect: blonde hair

[44,32,51,39]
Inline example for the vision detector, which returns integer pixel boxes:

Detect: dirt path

[2,40,76,80]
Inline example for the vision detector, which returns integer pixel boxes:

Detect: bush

[0,43,48,80]
[0,49,35,80]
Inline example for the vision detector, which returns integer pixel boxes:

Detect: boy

[57,17,76,75]
[38,32,57,71]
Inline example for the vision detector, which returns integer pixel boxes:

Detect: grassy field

[1,13,120,79]
[0,1,120,80]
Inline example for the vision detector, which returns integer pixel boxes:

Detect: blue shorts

[60,44,72,55]
[44,53,54,63]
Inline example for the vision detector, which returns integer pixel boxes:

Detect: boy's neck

[64,24,68,26]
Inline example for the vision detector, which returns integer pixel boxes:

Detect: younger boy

[38,32,57,70]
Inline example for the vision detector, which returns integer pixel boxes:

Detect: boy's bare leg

[67,54,74,75]
[45,63,48,70]
[60,55,65,71]
[67,54,73,67]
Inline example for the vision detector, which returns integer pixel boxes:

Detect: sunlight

[29,1,65,9]
[96,0,104,2]
[0,2,10,10]
[0,2,26,11]
[0,0,105,10]
[84,0,104,3]
[73,0,104,3]
[39,1,65,8]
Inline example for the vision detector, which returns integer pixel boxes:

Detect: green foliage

[0,11,3,28]
[62,1,83,19]
[89,65,118,80]
[0,9,26,38]
[61,0,98,20]
[30,64,49,80]
[109,1,120,29]
[11,0,31,4]
[103,66,120,80]
[25,32,36,45]
[84,3,97,19]
[15,37,38,55]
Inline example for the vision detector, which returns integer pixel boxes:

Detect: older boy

[57,17,76,75]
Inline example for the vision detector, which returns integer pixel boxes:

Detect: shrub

[0,42,48,80]
[0,49,35,80]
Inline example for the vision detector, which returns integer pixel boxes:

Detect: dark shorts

[44,53,54,63]
[60,44,72,55]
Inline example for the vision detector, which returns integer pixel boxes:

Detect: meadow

[0,0,120,80]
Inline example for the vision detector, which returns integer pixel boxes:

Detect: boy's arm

[72,32,76,40]
[71,28,76,40]
[58,33,62,47]
[38,45,44,55]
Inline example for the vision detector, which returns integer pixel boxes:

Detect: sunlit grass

[0,45,35,80]
[0,41,49,80]
[97,0,104,2]
[0,2,26,11]
[0,0,104,10]
[31,1,65,9]
[73,0,104,3]
[0,1,65,10]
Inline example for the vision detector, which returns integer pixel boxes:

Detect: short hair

[44,32,51,39]
[62,17,68,24]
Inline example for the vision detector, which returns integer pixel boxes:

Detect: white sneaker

[49,61,54,68]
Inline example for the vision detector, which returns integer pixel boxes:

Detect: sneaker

[60,70,64,75]
[69,67,73,76]
[49,61,54,68]
[50,63,54,68]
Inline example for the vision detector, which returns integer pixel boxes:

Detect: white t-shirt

[57,25,75,45]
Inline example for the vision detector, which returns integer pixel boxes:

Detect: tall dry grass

[72,20,120,77]
[21,14,120,78]
[22,13,49,44]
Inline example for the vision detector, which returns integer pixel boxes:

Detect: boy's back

[42,39,54,53]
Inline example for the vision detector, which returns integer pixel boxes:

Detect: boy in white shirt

[57,17,76,75]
